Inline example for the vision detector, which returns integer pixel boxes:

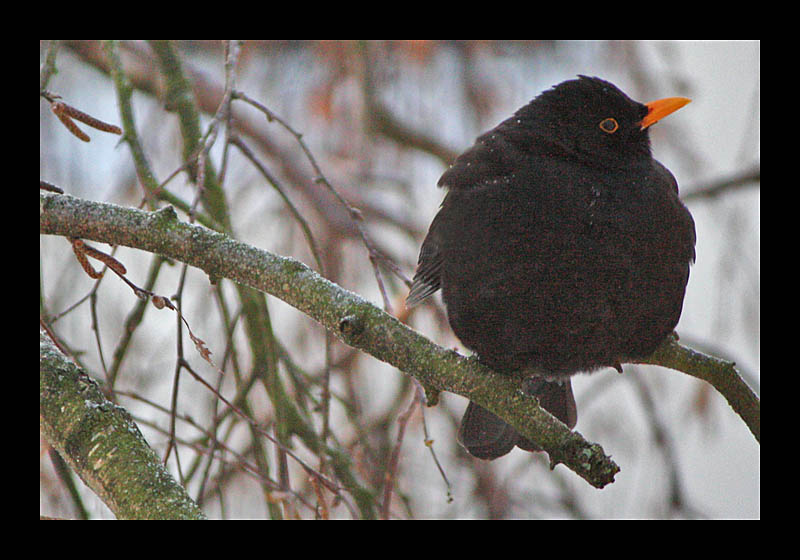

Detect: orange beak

[641,97,691,129]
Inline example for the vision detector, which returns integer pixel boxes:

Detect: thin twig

[231,90,405,311]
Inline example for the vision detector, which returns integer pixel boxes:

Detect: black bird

[407,76,696,460]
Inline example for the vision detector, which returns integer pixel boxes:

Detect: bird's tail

[457,378,577,460]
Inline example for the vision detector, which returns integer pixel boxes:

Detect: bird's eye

[599,118,619,134]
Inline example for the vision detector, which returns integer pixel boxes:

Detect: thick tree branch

[40,329,206,519]
[40,192,760,487]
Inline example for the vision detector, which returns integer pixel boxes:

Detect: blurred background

[40,40,759,519]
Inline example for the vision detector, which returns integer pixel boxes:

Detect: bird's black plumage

[408,76,696,460]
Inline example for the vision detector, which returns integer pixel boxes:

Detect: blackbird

[407,76,696,460]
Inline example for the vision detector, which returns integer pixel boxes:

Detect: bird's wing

[406,211,444,308]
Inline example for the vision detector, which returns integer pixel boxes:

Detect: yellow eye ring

[599,118,619,134]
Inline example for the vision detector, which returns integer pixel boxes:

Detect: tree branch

[40,329,206,519]
[639,336,760,443]
[41,192,760,488]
